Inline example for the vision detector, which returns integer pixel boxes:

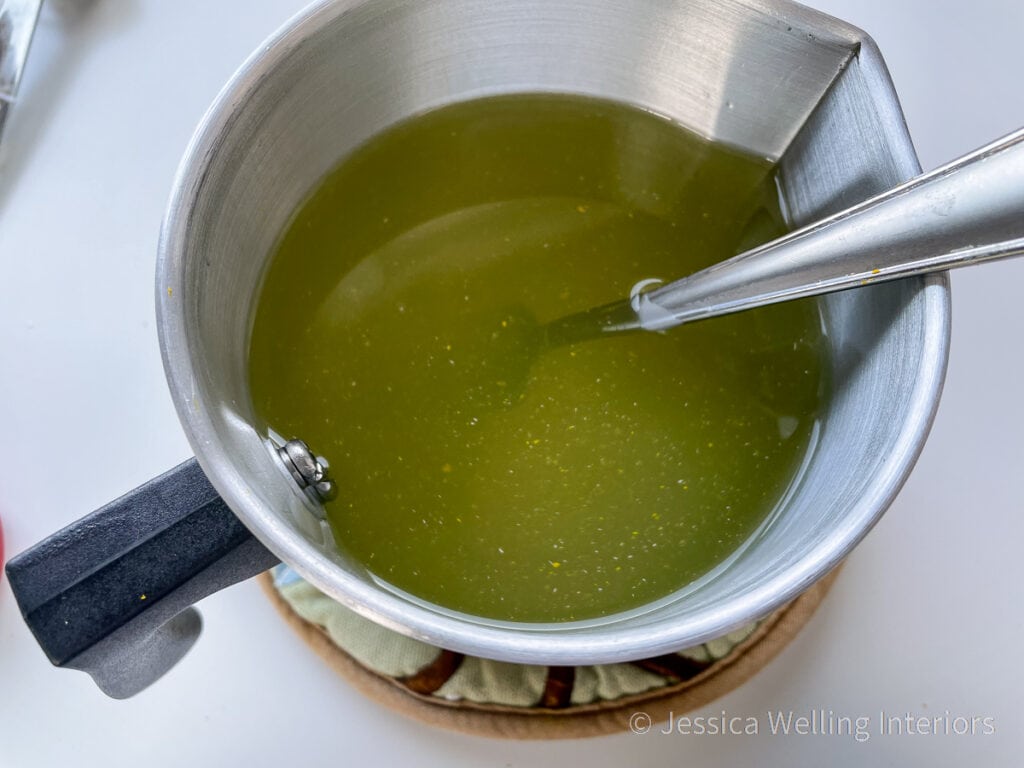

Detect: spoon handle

[634,127,1024,330]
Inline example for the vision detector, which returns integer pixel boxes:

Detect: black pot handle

[4,458,280,698]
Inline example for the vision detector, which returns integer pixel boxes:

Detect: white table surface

[1,1,1022,765]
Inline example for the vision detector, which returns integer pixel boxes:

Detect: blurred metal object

[0,0,42,151]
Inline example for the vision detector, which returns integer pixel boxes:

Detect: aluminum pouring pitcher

[5,0,950,698]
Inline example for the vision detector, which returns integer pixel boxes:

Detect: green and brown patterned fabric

[263,565,839,739]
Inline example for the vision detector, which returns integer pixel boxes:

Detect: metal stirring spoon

[537,126,1024,345]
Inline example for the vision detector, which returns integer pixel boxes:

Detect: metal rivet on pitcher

[278,439,336,503]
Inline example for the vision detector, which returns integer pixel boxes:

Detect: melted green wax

[248,95,825,622]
